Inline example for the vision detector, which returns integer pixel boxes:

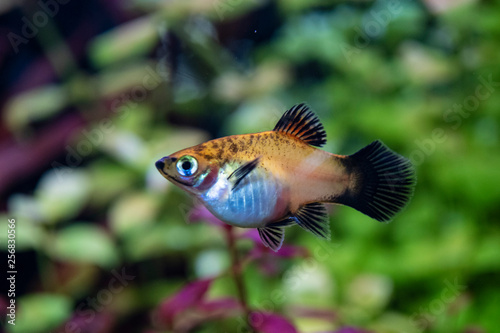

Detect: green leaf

[4,85,67,132]
[35,170,90,224]
[109,192,159,236]
[89,16,158,68]
[10,294,71,333]
[51,224,119,268]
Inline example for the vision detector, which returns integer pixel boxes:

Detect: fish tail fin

[339,140,416,222]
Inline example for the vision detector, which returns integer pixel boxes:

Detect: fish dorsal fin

[258,226,285,251]
[292,202,331,240]
[273,103,327,147]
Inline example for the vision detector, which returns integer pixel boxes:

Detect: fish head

[156,146,219,196]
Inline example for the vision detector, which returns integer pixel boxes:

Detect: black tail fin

[340,140,416,222]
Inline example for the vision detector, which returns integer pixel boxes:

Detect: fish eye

[176,155,198,177]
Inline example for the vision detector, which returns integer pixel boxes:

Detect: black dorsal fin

[258,226,285,251]
[273,103,327,147]
[292,202,331,240]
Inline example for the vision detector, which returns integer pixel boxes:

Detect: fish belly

[202,169,286,228]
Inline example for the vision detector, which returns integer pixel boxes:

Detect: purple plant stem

[225,226,256,333]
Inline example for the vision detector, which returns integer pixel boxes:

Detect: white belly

[200,168,284,228]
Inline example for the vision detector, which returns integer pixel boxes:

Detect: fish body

[156,104,416,250]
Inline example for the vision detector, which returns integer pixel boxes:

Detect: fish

[156,103,416,251]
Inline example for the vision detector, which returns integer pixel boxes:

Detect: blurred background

[1,0,499,332]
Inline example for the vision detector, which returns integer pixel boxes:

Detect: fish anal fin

[273,103,327,147]
[293,202,331,240]
[258,226,285,251]
[228,157,260,191]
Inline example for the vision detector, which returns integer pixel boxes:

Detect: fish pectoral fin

[228,157,260,191]
[293,202,331,240]
[273,103,327,147]
[258,226,285,251]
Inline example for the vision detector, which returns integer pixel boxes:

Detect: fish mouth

[169,175,192,187]
[155,157,169,176]
[155,159,165,170]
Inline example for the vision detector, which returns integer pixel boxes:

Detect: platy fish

[156,104,416,251]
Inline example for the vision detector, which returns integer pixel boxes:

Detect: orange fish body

[156,104,415,250]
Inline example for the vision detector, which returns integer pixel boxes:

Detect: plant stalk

[226,227,255,333]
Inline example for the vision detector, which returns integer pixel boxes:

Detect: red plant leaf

[277,245,310,258]
[249,311,298,333]
[157,278,213,327]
